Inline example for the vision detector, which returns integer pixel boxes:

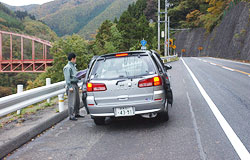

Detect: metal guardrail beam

[0,81,66,117]
[161,55,178,63]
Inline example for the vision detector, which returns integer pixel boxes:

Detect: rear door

[151,52,173,105]
[88,53,157,106]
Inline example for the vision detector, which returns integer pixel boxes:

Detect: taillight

[87,83,107,92]
[153,76,161,86]
[138,76,162,88]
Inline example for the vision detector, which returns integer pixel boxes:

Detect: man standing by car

[63,53,84,121]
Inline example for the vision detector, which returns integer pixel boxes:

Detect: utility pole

[164,0,168,57]
[158,0,160,51]
[168,16,170,56]
[158,0,171,56]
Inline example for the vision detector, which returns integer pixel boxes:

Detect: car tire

[158,111,169,122]
[93,117,106,125]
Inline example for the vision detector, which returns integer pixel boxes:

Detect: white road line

[203,60,207,63]
[209,57,250,66]
[186,92,206,160]
[222,66,235,72]
[248,75,250,78]
[210,62,217,66]
[181,57,250,160]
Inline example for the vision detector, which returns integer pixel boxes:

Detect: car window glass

[151,55,163,73]
[153,52,165,68]
[90,55,156,80]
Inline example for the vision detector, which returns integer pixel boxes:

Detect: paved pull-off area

[7,57,250,160]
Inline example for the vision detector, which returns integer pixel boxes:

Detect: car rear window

[90,55,156,80]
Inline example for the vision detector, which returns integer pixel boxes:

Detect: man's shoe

[69,117,78,121]
[75,115,85,118]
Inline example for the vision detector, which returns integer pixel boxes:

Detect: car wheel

[93,117,106,125]
[158,111,169,122]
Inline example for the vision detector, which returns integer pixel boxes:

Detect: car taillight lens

[116,53,128,57]
[87,83,107,92]
[138,76,162,88]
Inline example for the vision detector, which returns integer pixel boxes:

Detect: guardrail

[161,55,178,63]
[0,81,66,117]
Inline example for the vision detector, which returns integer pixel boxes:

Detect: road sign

[141,40,147,46]
[198,47,203,51]
[166,39,173,47]
[181,49,186,53]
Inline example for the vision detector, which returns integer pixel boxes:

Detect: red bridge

[0,30,53,72]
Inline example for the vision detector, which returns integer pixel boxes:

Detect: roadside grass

[0,97,58,128]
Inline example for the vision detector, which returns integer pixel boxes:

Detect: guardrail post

[58,94,65,112]
[16,85,23,115]
[46,78,51,103]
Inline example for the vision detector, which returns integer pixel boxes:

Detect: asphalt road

[7,57,250,160]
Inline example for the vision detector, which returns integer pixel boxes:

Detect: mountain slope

[6,0,137,38]
[78,0,137,39]
[36,0,115,36]
[3,3,39,12]
[0,3,57,41]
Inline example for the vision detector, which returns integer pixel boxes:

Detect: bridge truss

[0,30,53,72]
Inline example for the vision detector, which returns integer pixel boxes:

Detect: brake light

[87,83,107,92]
[154,98,163,101]
[138,76,162,88]
[116,53,128,57]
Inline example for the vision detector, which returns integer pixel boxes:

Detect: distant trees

[15,10,36,20]
[27,34,92,89]
[92,20,123,54]
[166,0,241,32]
[0,73,38,97]
[117,0,155,50]
[0,86,12,98]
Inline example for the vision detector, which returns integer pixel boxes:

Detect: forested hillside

[78,0,137,39]
[0,3,57,41]
[4,3,38,12]
[7,0,137,38]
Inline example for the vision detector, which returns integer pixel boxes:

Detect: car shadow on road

[103,116,168,131]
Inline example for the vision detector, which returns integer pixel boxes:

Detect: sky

[0,0,54,6]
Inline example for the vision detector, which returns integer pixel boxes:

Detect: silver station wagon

[84,50,173,125]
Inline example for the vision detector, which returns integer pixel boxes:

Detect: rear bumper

[88,100,165,117]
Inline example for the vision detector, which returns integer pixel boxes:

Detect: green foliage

[91,20,123,54]
[0,3,57,41]
[23,18,58,41]
[0,86,12,97]
[27,35,93,89]
[0,3,24,30]
[0,73,38,97]
[15,10,35,20]
[78,0,136,40]
[26,0,136,38]
[117,0,155,50]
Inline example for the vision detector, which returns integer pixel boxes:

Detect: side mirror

[164,64,172,70]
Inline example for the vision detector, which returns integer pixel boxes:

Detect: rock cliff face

[174,2,250,60]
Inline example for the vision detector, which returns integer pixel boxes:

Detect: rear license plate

[114,107,135,117]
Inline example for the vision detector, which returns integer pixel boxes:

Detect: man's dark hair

[68,53,76,61]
